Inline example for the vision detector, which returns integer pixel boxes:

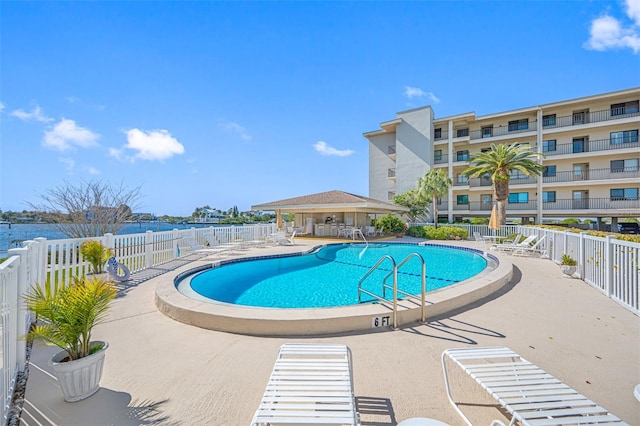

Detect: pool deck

[20,238,640,426]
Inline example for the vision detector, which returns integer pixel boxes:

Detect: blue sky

[1,1,639,216]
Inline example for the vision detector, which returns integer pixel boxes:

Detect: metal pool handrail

[382,253,426,323]
[357,255,398,328]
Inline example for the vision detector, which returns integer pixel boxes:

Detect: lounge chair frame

[252,343,360,426]
[442,346,626,426]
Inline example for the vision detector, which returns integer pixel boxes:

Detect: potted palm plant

[560,254,577,276]
[79,240,112,275]
[24,275,117,402]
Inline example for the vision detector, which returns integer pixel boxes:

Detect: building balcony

[434,130,449,141]
[542,105,639,130]
[468,175,537,187]
[387,145,396,160]
[433,153,448,164]
[543,137,640,156]
[469,121,538,141]
[388,168,396,180]
[436,197,640,213]
[543,166,640,184]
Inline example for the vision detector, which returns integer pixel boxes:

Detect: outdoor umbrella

[489,204,500,230]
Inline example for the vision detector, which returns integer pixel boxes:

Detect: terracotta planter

[49,341,108,402]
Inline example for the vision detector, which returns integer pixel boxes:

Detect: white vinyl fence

[411,223,639,315]
[0,223,275,423]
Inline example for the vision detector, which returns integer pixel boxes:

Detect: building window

[543,165,556,177]
[542,140,557,152]
[434,128,442,139]
[610,188,639,200]
[456,174,468,184]
[542,114,556,127]
[572,137,587,153]
[510,170,527,180]
[481,126,493,138]
[434,150,442,161]
[456,194,469,205]
[387,191,395,200]
[508,118,529,132]
[610,129,639,144]
[542,191,556,203]
[611,158,639,173]
[456,128,469,137]
[481,147,491,153]
[508,192,529,203]
[456,150,469,161]
[611,100,639,116]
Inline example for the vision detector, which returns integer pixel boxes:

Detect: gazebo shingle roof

[252,190,408,212]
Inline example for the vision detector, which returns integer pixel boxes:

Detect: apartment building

[364,87,640,228]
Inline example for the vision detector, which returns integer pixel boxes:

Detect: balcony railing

[543,137,640,156]
[433,154,448,164]
[436,197,640,212]
[434,130,449,141]
[469,121,538,141]
[543,106,640,130]
[543,166,640,184]
[469,175,537,187]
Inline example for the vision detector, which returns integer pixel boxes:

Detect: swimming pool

[183,243,487,308]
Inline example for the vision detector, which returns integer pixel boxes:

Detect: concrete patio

[19,238,639,426]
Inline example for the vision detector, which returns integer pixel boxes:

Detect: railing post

[104,233,114,252]
[579,232,587,279]
[173,229,180,258]
[605,236,615,297]
[392,265,398,330]
[145,231,153,269]
[34,237,48,287]
[8,247,29,372]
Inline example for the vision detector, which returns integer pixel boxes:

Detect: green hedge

[407,226,468,240]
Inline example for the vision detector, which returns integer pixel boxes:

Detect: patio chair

[473,232,493,246]
[442,346,625,426]
[274,230,296,246]
[512,235,547,257]
[180,236,230,256]
[376,226,384,237]
[493,234,536,252]
[251,343,360,426]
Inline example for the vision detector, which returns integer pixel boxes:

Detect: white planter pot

[49,341,108,402]
[561,265,577,276]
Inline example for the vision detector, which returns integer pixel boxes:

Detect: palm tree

[417,169,452,228]
[463,143,545,225]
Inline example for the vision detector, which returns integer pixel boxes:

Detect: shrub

[561,254,577,266]
[408,226,468,240]
[377,215,407,234]
[79,240,112,274]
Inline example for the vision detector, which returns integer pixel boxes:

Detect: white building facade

[364,88,640,228]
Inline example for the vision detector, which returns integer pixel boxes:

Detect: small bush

[79,240,112,274]
[408,226,468,240]
[561,254,577,266]
[377,215,407,234]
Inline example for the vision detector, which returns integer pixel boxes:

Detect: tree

[28,180,141,238]
[463,143,544,225]
[417,169,452,229]
[392,189,430,222]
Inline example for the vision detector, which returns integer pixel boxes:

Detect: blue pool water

[187,243,487,308]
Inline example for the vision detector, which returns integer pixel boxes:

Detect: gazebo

[251,190,409,236]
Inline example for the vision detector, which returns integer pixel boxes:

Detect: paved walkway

[20,239,640,425]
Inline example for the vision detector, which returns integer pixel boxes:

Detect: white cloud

[11,104,53,122]
[66,96,106,111]
[584,0,640,53]
[116,128,185,161]
[313,141,354,157]
[0,102,5,113]
[88,166,100,175]
[220,121,252,141]
[403,86,441,104]
[58,157,75,174]
[43,119,99,151]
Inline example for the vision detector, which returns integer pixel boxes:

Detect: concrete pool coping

[155,242,514,336]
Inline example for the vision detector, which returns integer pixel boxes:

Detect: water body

[0,222,215,257]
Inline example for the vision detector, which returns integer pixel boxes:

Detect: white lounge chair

[512,235,547,257]
[180,237,230,256]
[273,230,296,246]
[442,346,626,426]
[473,232,493,246]
[252,343,360,426]
[493,234,536,252]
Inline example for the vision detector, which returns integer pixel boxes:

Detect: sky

[1,1,639,217]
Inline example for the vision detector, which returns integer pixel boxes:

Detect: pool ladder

[356,253,426,329]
